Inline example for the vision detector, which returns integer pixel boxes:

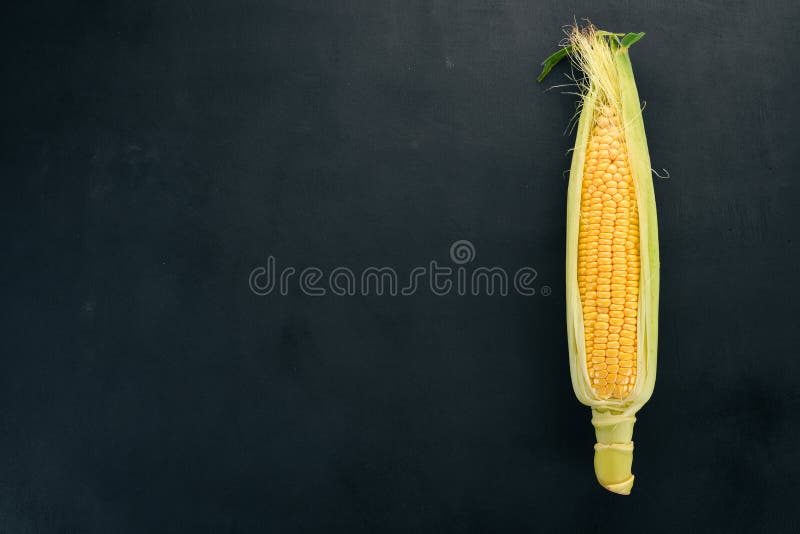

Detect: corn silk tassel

[538,25,660,495]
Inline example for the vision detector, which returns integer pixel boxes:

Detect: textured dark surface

[2,1,799,532]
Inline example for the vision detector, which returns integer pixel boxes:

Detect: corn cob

[538,25,660,494]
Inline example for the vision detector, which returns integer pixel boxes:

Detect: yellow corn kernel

[577,105,639,401]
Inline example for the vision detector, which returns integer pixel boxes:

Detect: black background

[3,1,799,532]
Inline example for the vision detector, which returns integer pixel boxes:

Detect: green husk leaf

[620,32,645,48]
[537,45,573,82]
[616,48,659,410]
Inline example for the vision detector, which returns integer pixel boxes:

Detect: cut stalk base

[591,409,636,495]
